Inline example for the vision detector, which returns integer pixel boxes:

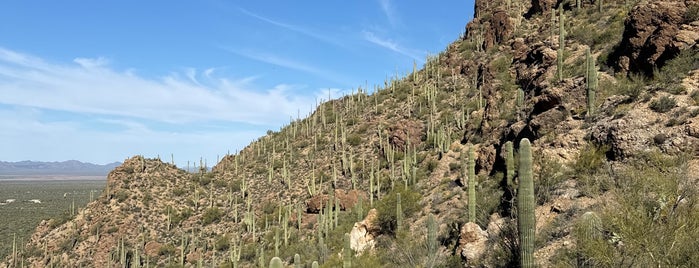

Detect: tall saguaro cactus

[396,193,403,231]
[518,139,536,268]
[468,147,477,222]
[557,6,565,82]
[586,47,598,117]
[505,141,515,191]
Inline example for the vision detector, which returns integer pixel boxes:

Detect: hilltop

[3,0,699,267]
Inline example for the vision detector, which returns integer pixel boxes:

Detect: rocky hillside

[3,0,699,267]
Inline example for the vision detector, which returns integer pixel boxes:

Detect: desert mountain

[3,0,699,267]
[0,160,121,176]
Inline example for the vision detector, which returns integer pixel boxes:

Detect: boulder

[349,208,379,255]
[457,222,488,262]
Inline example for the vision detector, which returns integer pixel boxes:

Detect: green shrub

[373,187,422,235]
[347,133,362,146]
[202,206,222,225]
[649,96,676,113]
[215,234,230,251]
[114,190,129,202]
[690,90,699,105]
[574,153,699,266]
[158,244,177,256]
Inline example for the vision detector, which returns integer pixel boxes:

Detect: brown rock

[349,208,379,255]
[388,120,424,151]
[611,1,692,75]
[530,0,557,15]
[305,189,367,213]
[144,241,162,257]
[457,222,488,262]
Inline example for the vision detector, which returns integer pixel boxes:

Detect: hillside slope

[3,0,699,267]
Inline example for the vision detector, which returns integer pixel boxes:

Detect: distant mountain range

[0,160,121,175]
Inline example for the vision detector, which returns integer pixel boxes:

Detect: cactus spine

[586,47,598,117]
[468,147,477,222]
[557,6,565,82]
[269,257,283,268]
[517,138,536,268]
[343,233,352,268]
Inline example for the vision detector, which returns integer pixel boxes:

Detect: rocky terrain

[3,0,699,267]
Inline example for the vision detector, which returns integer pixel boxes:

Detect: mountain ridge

[0,160,121,176]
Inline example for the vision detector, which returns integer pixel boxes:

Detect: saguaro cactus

[427,214,438,264]
[396,193,403,231]
[586,47,598,117]
[578,211,602,241]
[343,233,352,268]
[518,138,536,268]
[505,141,515,189]
[557,6,565,82]
[468,147,477,222]
[294,254,301,268]
[269,257,283,268]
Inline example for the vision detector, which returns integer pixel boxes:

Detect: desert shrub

[201,207,222,225]
[649,95,676,113]
[691,90,699,105]
[535,156,565,205]
[346,133,362,146]
[686,4,699,22]
[114,190,129,202]
[572,144,613,197]
[48,212,71,228]
[158,244,176,256]
[373,187,422,235]
[215,234,230,251]
[261,201,277,216]
[572,153,699,266]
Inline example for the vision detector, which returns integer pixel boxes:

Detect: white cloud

[0,108,262,166]
[223,48,353,86]
[237,8,345,48]
[0,47,321,126]
[379,0,400,28]
[362,31,425,63]
[73,57,109,68]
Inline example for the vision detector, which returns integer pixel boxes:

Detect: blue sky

[0,1,474,167]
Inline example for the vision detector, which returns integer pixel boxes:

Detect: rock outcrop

[457,222,488,262]
[349,208,379,255]
[610,0,699,75]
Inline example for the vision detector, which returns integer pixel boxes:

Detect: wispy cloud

[222,48,353,86]
[0,47,322,126]
[379,0,400,28]
[237,8,345,48]
[362,31,424,62]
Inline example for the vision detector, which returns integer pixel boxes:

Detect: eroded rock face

[466,9,514,50]
[529,0,557,16]
[349,208,379,255]
[387,120,424,151]
[305,189,366,213]
[457,222,488,262]
[610,0,699,75]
